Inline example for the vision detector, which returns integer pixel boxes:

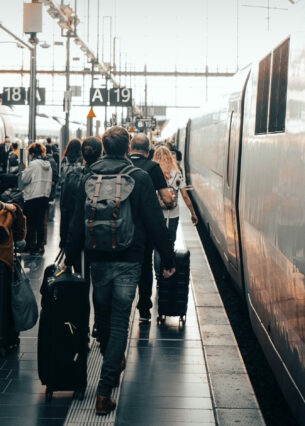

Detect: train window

[269,38,289,133]
[255,38,289,135]
[255,54,271,134]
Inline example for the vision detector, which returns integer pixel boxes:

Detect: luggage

[0,261,20,357]
[157,248,190,325]
[38,252,90,402]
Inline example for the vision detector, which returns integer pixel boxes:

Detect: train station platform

[0,199,265,426]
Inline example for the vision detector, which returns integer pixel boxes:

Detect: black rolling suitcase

[157,248,190,325]
[0,261,20,357]
[38,252,90,402]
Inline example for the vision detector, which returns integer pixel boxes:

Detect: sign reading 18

[2,87,45,105]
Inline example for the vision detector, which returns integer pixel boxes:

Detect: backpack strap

[120,164,140,176]
[89,174,103,249]
[111,174,122,249]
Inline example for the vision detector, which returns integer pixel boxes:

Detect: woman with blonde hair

[153,144,198,247]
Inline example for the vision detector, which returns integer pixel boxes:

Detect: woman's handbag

[11,255,38,332]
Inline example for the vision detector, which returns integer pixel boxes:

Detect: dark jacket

[59,164,85,248]
[0,143,12,174]
[129,154,168,190]
[65,155,175,269]
[45,154,59,201]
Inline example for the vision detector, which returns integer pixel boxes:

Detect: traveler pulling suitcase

[38,251,90,402]
[0,261,20,357]
[157,248,190,325]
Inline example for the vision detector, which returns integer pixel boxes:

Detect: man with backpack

[129,133,175,322]
[64,127,176,416]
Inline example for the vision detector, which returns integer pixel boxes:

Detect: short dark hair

[131,133,150,153]
[82,137,102,165]
[46,137,52,143]
[28,142,46,157]
[102,126,130,156]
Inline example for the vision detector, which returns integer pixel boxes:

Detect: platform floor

[0,200,265,426]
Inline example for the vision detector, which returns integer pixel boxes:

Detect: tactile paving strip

[64,298,137,426]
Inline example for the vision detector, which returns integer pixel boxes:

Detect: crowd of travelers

[0,128,198,416]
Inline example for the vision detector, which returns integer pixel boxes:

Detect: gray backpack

[84,164,138,252]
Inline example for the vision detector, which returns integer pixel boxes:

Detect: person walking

[21,142,52,255]
[153,144,198,275]
[59,137,83,190]
[7,141,19,175]
[63,127,176,416]
[129,132,175,322]
[43,144,59,246]
[60,137,101,272]
[46,137,59,172]
[0,136,12,174]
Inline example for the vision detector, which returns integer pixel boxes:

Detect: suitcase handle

[54,249,65,266]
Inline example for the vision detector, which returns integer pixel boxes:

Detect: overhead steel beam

[0,69,235,77]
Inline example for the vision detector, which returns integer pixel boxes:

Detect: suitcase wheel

[157,315,166,325]
[73,389,85,400]
[179,315,186,325]
[45,388,53,403]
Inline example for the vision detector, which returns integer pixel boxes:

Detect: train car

[0,105,61,144]
[182,27,305,426]
[0,106,86,159]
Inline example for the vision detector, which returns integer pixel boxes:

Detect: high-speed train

[0,105,86,153]
[176,30,305,425]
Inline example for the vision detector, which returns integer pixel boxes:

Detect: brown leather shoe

[95,395,116,415]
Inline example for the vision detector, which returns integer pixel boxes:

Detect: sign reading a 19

[90,87,132,107]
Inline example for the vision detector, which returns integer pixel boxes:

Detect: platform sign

[2,87,45,105]
[109,88,132,106]
[90,88,108,106]
[29,87,46,105]
[2,87,27,105]
[90,87,132,106]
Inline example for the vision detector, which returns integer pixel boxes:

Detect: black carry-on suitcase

[0,261,20,357]
[157,248,190,325]
[38,251,90,402]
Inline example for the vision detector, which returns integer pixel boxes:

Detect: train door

[184,119,191,186]
[223,100,242,276]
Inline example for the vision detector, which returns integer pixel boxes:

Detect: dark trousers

[24,197,49,251]
[137,241,154,313]
[154,216,178,280]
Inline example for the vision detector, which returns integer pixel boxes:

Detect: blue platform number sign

[2,87,45,105]
[2,87,26,105]
[109,88,132,106]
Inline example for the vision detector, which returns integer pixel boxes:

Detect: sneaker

[139,310,151,322]
[95,395,116,415]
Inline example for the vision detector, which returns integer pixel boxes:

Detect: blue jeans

[91,261,141,397]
